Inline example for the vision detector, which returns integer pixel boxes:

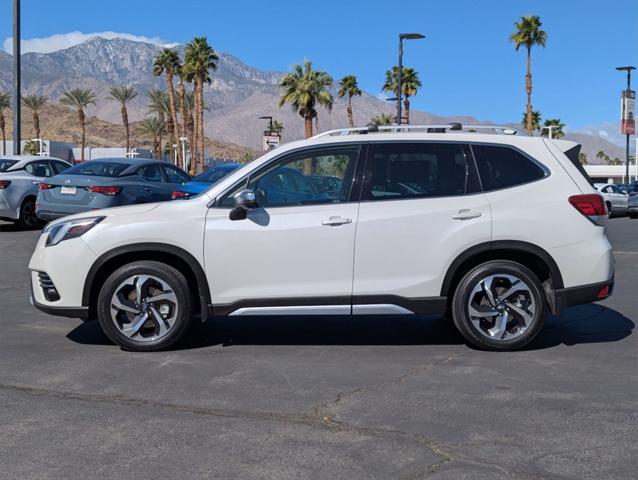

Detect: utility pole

[397,33,424,126]
[616,66,636,184]
[12,0,21,154]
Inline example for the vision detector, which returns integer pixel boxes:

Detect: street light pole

[616,66,636,184]
[397,33,424,126]
[12,0,21,154]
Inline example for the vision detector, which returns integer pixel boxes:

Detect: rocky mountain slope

[0,36,624,161]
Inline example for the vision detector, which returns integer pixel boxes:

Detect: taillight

[88,186,122,196]
[38,183,54,191]
[568,194,606,225]
[0,180,11,189]
[171,191,191,200]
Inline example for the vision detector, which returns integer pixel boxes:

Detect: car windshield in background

[194,167,238,183]
[0,160,18,172]
[63,162,129,177]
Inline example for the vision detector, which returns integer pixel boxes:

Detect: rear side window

[64,162,129,177]
[472,145,545,191]
[363,142,469,200]
[25,160,53,177]
[138,165,163,183]
[51,161,70,175]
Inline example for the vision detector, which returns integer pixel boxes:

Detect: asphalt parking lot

[0,219,636,480]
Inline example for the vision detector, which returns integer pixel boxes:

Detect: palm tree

[510,15,548,135]
[137,117,164,159]
[22,139,39,156]
[60,88,96,162]
[596,151,606,162]
[271,120,284,134]
[108,86,137,152]
[21,94,48,140]
[578,152,588,165]
[383,66,422,124]
[176,64,192,171]
[369,113,394,126]
[184,37,218,174]
[153,48,183,166]
[147,89,168,159]
[542,118,565,139]
[521,110,542,134]
[608,157,622,166]
[337,75,362,128]
[279,59,333,140]
[0,91,10,155]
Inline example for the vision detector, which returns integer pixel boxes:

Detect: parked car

[171,163,242,199]
[36,158,191,221]
[628,184,638,219]
[29,125,614,352]
[593,183,628,217]
[0,155,72,227]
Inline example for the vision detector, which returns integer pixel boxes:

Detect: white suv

[29,125,614,352]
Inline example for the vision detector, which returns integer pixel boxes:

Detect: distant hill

[0,36,625,160]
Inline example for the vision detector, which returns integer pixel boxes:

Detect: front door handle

[144,187,152,193]
[321,216,352,226]
[452,209,482,220]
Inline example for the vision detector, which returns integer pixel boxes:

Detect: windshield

[0,160,18,172]
[194,166,239,183]
[63,162,129,177]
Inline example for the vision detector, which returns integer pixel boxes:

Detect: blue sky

[1,0,637,141]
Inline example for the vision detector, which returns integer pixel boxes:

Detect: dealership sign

[621,89,636,135]
[262,131,281,151]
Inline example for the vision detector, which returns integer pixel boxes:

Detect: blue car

[171,163,242,199]
[37,158,191,220]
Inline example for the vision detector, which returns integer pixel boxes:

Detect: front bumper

[29,286,89,319]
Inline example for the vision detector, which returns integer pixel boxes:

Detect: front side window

[221,147,359,208]
[64,162,129,177]
[138,165,163,183]
[472,144,545,191]
[163,165,191,184]
[362,142,469,201]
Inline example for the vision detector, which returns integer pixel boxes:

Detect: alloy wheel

[21,199,38,228]
[110,274,179,342]
[467,273,535,341]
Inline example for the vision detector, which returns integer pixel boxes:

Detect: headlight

[44,216,105,247]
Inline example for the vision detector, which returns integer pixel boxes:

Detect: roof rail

[312,124,525,138]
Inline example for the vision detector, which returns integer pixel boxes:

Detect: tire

[17,196,40,229]
[451,260,547,351]
[630,213,637,220]
[97,261,193,351]
[606,202,613,218]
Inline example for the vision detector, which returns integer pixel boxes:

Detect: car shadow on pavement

[0,223,42,232]
[66,303,633,351]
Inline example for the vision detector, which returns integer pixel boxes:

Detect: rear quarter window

[472,144,546,191]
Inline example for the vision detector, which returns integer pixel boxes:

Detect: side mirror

[229,189,257,221]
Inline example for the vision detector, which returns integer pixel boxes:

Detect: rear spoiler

[552,141,594,186]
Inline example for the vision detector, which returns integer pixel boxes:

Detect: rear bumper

[553,277,614,313]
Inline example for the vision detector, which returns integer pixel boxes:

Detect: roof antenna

[366,124,379,133]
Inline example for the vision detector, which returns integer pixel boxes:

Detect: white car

[28,125,614,352]
[593,183,628,217]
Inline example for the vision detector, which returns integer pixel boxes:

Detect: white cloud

[2,31,177,54]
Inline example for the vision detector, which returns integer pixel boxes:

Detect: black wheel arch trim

[82,243,211,316]
[440,240,564,297]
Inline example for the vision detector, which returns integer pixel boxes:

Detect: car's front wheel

[97,261,193,351]
[451,260,547,351]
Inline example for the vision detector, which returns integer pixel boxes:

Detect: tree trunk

[79,108,86,162]
[165,71,183,167]
[158,110,165,161]
[404,97,411,125]
[153,136,160,160]
[121,104,130,153]
[0,113,5,155]
[196,75,205,174]
[347,96,354,128]
[192,78,201,175]
[177,77,189,171]
[525,46,533,135]
[165,117,175,163]
[33,111,40,140]
[304,116,313,139]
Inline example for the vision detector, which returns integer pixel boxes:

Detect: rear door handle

[452,209,482,220]
[321,216,352,226]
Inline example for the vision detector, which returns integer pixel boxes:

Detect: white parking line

[615,251,638,255]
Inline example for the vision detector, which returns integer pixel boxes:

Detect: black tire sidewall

[97,261,193,352]
[18,197,38,229]
[452,260,547,351]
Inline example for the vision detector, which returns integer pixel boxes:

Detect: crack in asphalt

[0,381,455,475]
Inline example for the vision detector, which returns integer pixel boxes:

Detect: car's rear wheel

[630,212,637,219]
[606,202,613,218]
[451,260,546,351]
[97,261,193,351]
[17,197,40,229]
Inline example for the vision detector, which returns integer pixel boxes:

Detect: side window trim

[213,144,366,208]
[469,142,550,193]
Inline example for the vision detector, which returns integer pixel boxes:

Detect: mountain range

[0,36,624,162]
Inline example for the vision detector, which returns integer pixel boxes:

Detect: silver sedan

[0,156,72,228]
